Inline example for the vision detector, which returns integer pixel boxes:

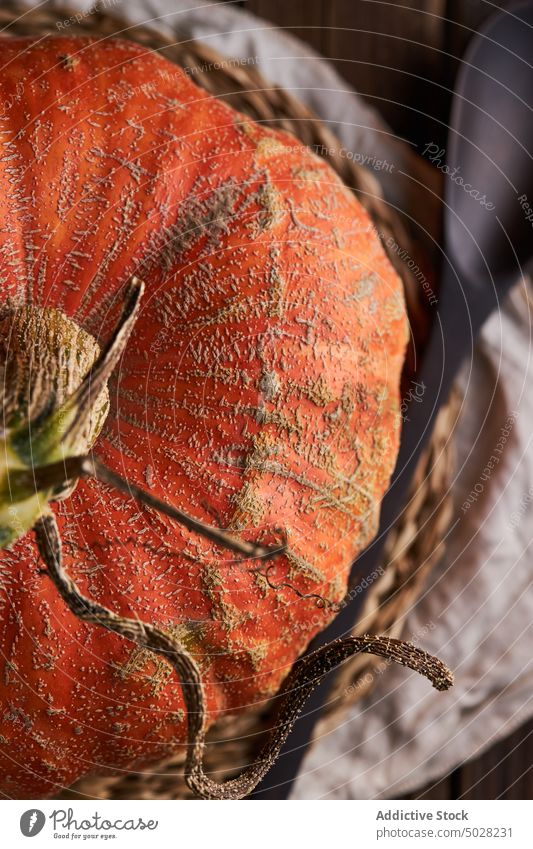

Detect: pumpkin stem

[34,512,452,801]
[252,560,341,611]
[25,454,279,560]
[185,634,453,800]
[60,277,144,448]
[86,456,281,561]
[15,273,279,561]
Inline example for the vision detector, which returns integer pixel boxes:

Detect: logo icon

[20,810,46,837]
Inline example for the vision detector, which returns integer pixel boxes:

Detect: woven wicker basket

[1,2,457,799]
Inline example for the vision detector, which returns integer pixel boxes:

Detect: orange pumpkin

[0,36,449,800]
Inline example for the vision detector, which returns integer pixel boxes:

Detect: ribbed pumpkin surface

[0,36,407,797]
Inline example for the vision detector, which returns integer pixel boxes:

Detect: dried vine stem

[34,512,453,800]
[62,277,144,448]
[21,455,278,561]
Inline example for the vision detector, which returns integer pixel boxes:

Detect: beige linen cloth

[47,0,533,798]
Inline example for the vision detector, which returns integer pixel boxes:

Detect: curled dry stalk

[3,277,453,799]
[0,278,278,561]
[35,512,452,800]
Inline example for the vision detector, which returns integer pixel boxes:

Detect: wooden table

[228,0,531,801]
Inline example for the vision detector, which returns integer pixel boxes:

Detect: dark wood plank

[445,0,510,60]
[244,0,448,146]
[408,773,456,799]
[404,719,533,800]
[324,0,448,146]
[458,720,533,800]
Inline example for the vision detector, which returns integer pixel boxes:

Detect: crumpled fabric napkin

[45,0,533,798]
[294,283,533,798]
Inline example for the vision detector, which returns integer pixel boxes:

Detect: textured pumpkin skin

[0,36,407,797]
